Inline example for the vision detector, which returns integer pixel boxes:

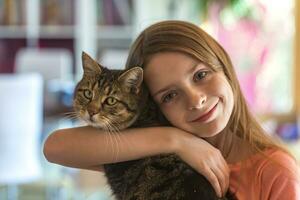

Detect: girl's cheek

[165,105,181,119]
[160,106,173,120]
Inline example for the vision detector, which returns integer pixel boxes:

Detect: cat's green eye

[83,89,93,99]
[105,97,117,106]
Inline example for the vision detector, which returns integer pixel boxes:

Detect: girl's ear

[118,67,143,94]
[81,51,103,74]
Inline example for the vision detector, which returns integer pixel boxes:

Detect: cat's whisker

[106,118,123,147]
[108,117,125,163]
[106,123,120,163]
[107,118,133,159]
[59,111,79,121]
[61,111,77,117]
[99,118,113,160]
[106,126,116,163]
[60,115,78,121]
[110,124,122,163]
[62,111,77,115]
[104,118,121,163]
[101,122,110,157]
[105,117,123,146]
[60,114,76,119]
[102,118,118,163]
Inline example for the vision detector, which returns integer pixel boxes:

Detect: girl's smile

[189,100,219,123]
[145,52,234,138]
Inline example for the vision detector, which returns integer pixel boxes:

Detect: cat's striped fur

[73,52,236,200]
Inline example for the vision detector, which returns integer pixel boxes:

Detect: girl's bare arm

[43,126,228,197]
[43,126,179,171]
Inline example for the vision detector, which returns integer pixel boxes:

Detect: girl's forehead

[143,52,205,91]
[146,52,195,67]
[144,52,207,77]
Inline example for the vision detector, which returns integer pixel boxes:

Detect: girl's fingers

[215,161,229,195]
[220,154,230,173]
[211,165,228,197]
[216,152,230,194]
[221,165,230,195]
[201,166,222,198]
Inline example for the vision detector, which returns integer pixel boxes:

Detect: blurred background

[0,0,299,199]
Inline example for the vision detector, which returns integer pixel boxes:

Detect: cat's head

[73,52,145,130]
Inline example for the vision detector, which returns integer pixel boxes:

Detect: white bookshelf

[39,25,75,38]
[96,25,133,40]
[0,26,27,38]
[0,0,136,79]
[0,0,198,78]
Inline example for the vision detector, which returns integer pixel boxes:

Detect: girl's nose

[187,88,207,110]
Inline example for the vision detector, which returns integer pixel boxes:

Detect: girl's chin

[191,124,225,138]
[196,131,220,139]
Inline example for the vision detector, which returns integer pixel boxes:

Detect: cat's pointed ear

[82,51,103,74]
[118,67,143,94]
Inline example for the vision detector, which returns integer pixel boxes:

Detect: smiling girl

[44,20,300,199]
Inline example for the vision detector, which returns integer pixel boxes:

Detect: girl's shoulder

[257,149,300,181]
[229,148,300,199]
[230,148,300,181]
[256,148,300,199]
[258,148,299,175]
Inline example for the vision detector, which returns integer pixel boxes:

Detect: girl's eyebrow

[152,63,200,98]
[153,86,172,98]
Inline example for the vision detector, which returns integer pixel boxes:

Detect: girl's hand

[171,128,229,198]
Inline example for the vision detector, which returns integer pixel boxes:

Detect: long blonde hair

[125,20,288,155]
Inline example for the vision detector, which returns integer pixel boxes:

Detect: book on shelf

[97,0,133,26]
[41,0,74,26]
[0,39,26,73]
[0,0,27,26]
[0,0,75,26]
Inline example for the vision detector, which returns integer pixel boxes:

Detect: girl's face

[144,52,234,138]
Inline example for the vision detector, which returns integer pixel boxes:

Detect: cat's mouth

[83,113,118,130]
[79,112,102,127]
[80,110,138,131]
[88,116,106,129]
[86,117,106,129]
[89,116,96,123]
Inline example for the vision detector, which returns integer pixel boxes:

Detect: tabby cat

[73,52,235,200]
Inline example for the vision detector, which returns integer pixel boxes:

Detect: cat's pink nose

[89,112,95,117]
[88,107,98,117]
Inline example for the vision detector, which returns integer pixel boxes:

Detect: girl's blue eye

[194,70,208,81]
[162,92,177,103]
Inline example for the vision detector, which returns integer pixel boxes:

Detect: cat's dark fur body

[104,99,235,200]
[105,155,235,200]
[74,52,236,200]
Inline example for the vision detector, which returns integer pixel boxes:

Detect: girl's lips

[191,102,218,123]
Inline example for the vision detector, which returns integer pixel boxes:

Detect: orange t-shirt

[228,148,300,200]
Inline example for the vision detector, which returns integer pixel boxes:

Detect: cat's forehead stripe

[92,80,98,91]
[118,101,136,113]
[110,89,117,95]
[104,85,110,94]
[99,77,105,86]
